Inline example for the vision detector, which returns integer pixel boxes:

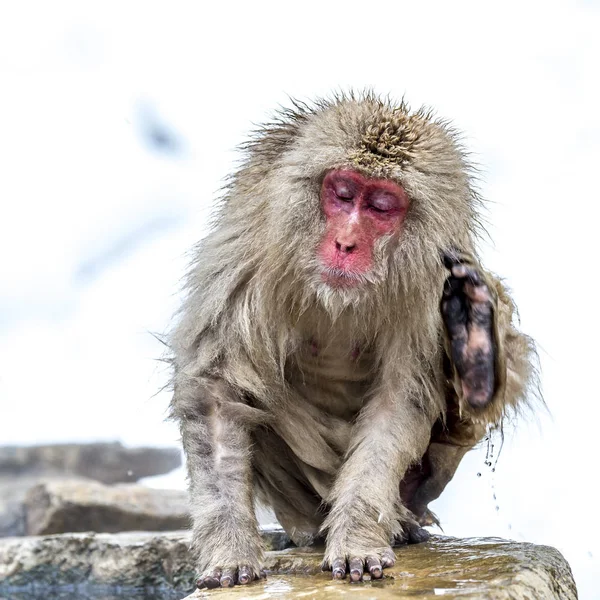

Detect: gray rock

[0,530,577,599]
[24,480,190,535]
[0,443,183,539]
[0,443,182,484]
[0,478,32,537]
[0,476,95,538]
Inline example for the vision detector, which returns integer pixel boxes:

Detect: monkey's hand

[196,564,265,590]
[324,546,397,582]
[322,508,430,580]
[441,251,495,409]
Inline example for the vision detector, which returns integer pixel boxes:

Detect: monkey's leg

[321,396,433,581]
[442,252,495,409]
[252,427,325,546]
[175,380,264,589]
[402,398,488,526]
[405,441,472,525]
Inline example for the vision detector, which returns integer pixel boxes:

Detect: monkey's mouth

[321,267,365,288]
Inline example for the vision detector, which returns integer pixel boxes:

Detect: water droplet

[127,470,133,477]
[477,472,481,477]
[495,506,500,511]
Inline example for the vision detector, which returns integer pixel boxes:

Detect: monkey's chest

[287,340,375,421]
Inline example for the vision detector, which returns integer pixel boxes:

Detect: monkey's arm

[407,255,536,522]
[171,376,265,589]
[441,250,536,423]
[321,389,435,581]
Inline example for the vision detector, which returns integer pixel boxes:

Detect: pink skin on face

[318,169,409,287]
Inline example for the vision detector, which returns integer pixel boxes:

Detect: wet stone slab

[0,530,577,600]
[185,538,578,600]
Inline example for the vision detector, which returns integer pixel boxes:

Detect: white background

[0,1,598,597]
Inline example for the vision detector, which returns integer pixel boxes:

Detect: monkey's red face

[318,169,409,287]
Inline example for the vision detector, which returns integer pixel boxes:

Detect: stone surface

[0,478,32,537]
[0,443,182,484]
[0,443,183,538]
[24,479,190,535]
[0,530,577,599]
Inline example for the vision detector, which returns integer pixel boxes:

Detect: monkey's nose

[335,240,356,253]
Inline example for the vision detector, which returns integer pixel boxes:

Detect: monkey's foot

[394,518,432,544]
[196,565,265,589]
[441,251,495,409]
[416,508,441,529]
[323,547,396,582]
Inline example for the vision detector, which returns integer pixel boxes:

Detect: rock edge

[0,530,577,600]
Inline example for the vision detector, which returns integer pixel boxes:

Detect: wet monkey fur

[169,93,537,588]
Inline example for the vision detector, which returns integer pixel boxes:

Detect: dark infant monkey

[169,93,537,588]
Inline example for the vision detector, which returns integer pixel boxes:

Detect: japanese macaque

[169,93,537,588]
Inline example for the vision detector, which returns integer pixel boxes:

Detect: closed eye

[334,182,355,200]
[368,191,399,213]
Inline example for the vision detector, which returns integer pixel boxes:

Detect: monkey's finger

[331,557,347,579]
[464,281,492,305]
[365,556,383,579]
[219,568,236,587]
[381,548,396,568]
[443,273,465,297]
[238,565,256,585]
[197,569,222,589]
[348,557,364,582]
[441,294,468,340]
[442,248,463,270]
[451,264,482,287]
